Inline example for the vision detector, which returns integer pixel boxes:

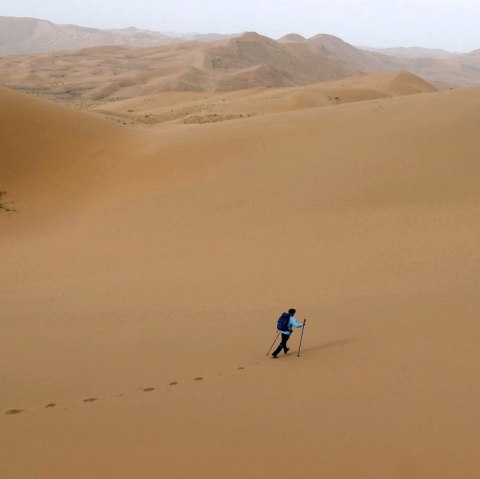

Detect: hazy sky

[2,0,479,51]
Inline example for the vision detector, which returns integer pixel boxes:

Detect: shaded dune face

[1,83,480,479]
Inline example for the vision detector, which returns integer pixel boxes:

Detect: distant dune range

[2,18,480,106]
[0,31,404,103]
[362,46,455,58]
[0,16,238,55]
[1,74,480,477]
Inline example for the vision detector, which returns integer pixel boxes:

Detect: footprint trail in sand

[4,364,254,416]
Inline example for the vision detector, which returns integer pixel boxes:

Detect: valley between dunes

[1,72,480,478]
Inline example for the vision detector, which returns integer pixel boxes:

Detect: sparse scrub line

[4,367,246,416]
[0,191,16,212]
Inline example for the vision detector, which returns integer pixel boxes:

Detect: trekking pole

[266,332,280,356]
[297,319,306,357]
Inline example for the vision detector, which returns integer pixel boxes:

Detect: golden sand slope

[0,85,152,233]
[1,84,480,479]
[93,71,437,126]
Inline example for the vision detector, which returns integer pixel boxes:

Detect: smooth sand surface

[1,78,480,478]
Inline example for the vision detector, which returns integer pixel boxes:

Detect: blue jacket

[279,316,304,335]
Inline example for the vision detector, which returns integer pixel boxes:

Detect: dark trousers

[272,333,290,356]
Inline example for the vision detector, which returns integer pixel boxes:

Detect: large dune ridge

[1,75,480,479]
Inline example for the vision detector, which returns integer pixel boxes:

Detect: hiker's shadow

[299,338,355,354]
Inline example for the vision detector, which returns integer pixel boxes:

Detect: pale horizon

[1,0,479,52]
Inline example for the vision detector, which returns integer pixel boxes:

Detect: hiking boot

[284,348,290,354]
[271,354,279,359]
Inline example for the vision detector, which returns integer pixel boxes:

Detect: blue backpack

[277,312,291,332]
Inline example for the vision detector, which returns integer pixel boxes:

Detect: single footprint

[45,403,56,409]
[5,409,23,415]
[237,367,245,370]
[143,387,155,392]
[115,394,124,398]
[193,377,204,381]
[83,398,98,403]
[169,381,179,386]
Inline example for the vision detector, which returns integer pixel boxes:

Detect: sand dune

[92,71,437,126]
[1,80,480,478]
[0,86,146,230]
[3,29,480,108]
[2,16,480,107]
[308,33,401,71]
[0,31,406,104]
[278,33,307,43]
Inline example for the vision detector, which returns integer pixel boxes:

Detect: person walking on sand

[272,308,305,358]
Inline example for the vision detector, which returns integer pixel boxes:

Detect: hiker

[272,308,305,358]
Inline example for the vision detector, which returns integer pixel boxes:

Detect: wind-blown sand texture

[1,74,480,478]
